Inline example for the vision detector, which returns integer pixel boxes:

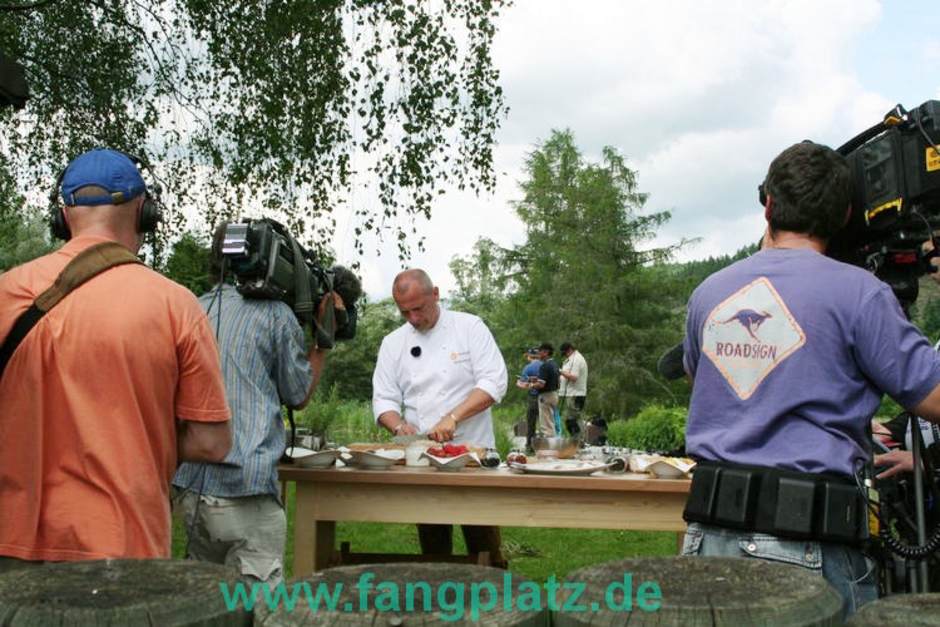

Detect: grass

[171,399,678,581]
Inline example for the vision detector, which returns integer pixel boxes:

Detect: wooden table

[280,465,691,577]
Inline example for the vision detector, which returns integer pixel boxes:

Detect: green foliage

[874,395,904,421]
[0,159,55,271]
[914,292,940,342]
[163,231,212,295]
[305,397,388,445]
[318,298,403,402]
[675,242,758,292]
[449,129,692,417]
[491,405,524,459]
[607,405,687,453]
[295,384,344,436]
[0,206,55,272]
[2,1,507,260]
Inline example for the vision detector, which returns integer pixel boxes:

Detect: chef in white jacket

[372,268,508,565]
[372,270,508,446]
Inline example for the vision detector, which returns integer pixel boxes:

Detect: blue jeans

[682,523,877,621]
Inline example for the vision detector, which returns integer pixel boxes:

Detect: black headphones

[49,150,163,241]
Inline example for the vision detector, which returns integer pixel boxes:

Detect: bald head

[393,269,435,296]
[392,269,440,332]
[62,194,146,253]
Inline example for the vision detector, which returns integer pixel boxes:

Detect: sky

[328,0,940,301]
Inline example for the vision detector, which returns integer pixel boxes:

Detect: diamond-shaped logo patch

[702,277,805,400]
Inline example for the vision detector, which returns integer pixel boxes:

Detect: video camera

[220,218,360,348]
[827,101,940,309]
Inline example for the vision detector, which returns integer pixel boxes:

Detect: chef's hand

[874,449,914,479]
[395,422,419,436]
[427,414,458,442]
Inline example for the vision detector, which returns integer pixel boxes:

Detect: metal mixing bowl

[531,436,579,459]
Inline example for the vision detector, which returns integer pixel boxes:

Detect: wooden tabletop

[278,464,690,493]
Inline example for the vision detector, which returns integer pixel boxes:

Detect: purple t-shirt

[684,248,940,477]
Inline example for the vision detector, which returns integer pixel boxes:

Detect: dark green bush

[607,405,687,453]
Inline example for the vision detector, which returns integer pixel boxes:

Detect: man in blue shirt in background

[516,347,542,451]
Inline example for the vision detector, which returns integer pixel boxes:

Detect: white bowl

[422,452,474,472]
[284,446,316,461]
[348,450,398,469]
[296,449,340,469]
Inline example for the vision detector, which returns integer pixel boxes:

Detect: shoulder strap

[0,242,142,379]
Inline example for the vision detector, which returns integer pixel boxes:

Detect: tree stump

[255,562,548,626]
[847,593,940,625]
[0,559,250,626]
[553,556,842,626]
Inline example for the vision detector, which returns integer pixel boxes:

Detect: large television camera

[827,101,940,309]
[220,218,360,348]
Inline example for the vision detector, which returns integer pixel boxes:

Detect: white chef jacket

[372,308,508,447]
[559,350,588,397]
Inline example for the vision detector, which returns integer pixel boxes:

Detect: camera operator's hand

[921,238,940,283]
[317,291,345,327]
[875,449,915,479]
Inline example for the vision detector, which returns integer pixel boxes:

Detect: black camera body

[827,101,940,307]
[221,218,358,347]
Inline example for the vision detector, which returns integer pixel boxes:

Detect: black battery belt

[683,459,868,545]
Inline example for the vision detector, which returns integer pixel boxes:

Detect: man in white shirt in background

[559,341,588,437]
[372,269,509,566]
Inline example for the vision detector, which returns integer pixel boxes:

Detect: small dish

[628,454,657,473]
[421,452,477,472]
[647,458,696,479]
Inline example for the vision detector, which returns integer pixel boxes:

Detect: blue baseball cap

[60,148,147,207]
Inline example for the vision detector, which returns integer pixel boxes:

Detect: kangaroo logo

[722,309,772,341]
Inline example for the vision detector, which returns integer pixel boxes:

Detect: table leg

[676,532,685,554]
[292,482,337,576]
[313,520,336,572]
[293,483,314,576]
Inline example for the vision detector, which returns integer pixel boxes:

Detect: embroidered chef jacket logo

[703,277,805,399]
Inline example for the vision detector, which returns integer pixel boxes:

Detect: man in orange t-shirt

[0,149,231,570]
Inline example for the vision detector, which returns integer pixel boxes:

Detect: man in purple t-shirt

[681,141,940,619]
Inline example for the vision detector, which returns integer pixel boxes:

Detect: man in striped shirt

[173,224,339,591]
